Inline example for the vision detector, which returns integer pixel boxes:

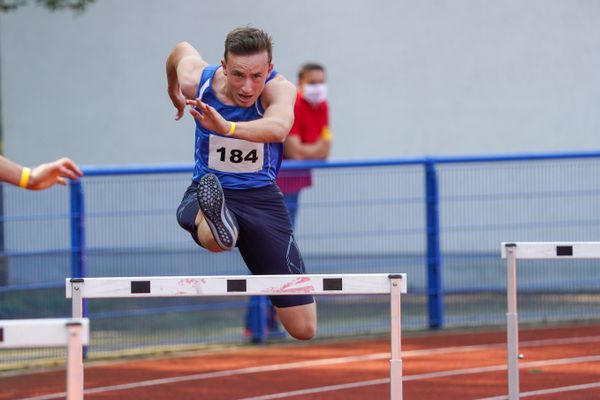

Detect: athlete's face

[221,51,273,108]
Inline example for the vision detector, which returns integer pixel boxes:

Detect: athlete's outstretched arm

[166,42,208,120]
[186,75,296,143]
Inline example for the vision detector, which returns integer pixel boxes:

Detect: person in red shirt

[277,62,332,226]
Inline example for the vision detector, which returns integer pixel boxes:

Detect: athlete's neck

[212,67,237,106]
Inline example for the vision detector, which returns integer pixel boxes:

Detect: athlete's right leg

[176,179,237,252]
[196,173,238,251]
[194,211,223,252]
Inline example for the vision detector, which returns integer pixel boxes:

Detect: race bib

[208,134,264,173]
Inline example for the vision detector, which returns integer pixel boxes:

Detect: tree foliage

[0,0,94,12]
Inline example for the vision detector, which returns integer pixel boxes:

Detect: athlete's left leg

[238,233,317,340]
[275,302,317,341]
[232,185,317,341]
[283,191,300,228]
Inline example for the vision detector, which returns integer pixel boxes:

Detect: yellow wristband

[19,167,31,189]
[228,121,236,135]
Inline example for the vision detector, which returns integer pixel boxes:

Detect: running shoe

[196,173,238,250]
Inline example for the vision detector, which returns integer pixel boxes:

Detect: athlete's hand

[169,88,187,121]
[186,99,230,135]
[28,157,83,190]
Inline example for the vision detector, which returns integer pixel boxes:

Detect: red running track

[1,324,600,400]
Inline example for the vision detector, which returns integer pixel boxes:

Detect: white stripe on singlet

[197,78,210,100]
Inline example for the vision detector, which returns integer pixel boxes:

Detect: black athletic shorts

[176,180,315,308]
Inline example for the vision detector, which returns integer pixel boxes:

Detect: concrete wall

[2,0,600,166]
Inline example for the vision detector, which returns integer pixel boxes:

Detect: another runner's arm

[166,42,208,120]
[0,156,82,190]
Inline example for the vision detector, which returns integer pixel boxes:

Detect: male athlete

[166,27,316,340]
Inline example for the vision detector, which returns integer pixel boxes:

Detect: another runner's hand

[29,157,83,190]
[186,99,229,135]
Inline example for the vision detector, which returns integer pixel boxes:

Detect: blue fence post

[245,296,268,343]
[424,160,443,329]
[69,180,88,320]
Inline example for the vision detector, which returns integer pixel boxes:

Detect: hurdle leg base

[390,359,403,400]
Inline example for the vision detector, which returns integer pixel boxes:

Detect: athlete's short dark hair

[224,26,273,63]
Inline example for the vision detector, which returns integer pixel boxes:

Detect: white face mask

[302,83,328,105]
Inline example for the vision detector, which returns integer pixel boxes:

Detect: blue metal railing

[65,149,600,340]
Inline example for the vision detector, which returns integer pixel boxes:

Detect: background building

[1,0,600,166]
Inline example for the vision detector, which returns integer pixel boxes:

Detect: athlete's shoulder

[263,74,296,101]
[266,71,291,85]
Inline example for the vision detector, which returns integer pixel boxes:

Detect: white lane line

[16,353,391,400]
[16,335,600,400]
[234,379,390,400]
[476,381,600,400]
[237,355,600,400]
[403,334,600,357]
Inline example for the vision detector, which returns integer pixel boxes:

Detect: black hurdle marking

[556,246,573,256]
[227,279,247,292]
[0,327,3,343]
[323,278,343,291]
[131,281,151,294]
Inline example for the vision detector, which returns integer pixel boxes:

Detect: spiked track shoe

[196,173,238,250]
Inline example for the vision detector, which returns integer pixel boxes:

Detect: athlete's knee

[288,320,317,341]
[276,302,317,341]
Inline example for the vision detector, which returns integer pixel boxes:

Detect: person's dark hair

[298,63,325,81]
[224,26,273,63]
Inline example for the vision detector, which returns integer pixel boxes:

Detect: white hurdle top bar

[66,274,407,299]
[0,318,89,348]
[501,242,600,259]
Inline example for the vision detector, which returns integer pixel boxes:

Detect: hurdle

[501,241,600,400]
[0,318,89,400]
[66,273,407,399]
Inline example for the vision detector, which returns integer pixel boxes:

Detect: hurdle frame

[0,318,89,400]
[501,241,600,400]
[67,273,406,400]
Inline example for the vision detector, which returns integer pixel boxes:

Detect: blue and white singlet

[191,65,283,189]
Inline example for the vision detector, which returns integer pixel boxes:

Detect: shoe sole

[197,174,238,250]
